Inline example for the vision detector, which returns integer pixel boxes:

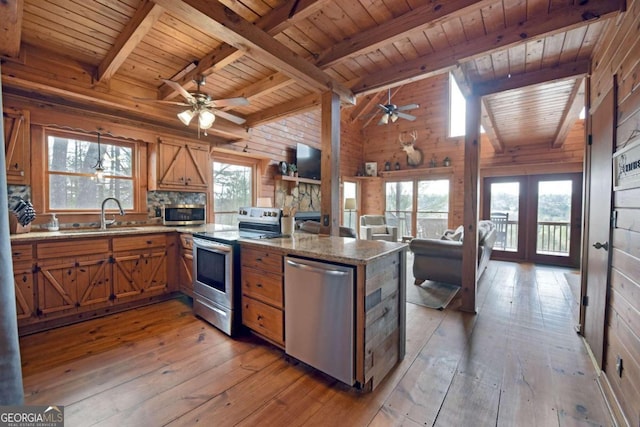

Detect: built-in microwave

[162,204,206,226]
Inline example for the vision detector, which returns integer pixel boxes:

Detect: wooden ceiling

[0,0,623,145]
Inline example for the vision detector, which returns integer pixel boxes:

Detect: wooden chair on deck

[490,212,509,250]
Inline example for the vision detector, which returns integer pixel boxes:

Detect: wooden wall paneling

[320,92,340,235]
[605,318,640,427]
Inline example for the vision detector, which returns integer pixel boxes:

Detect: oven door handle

[193,237,232,253]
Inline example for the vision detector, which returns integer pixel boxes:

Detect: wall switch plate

[323,214,329,226]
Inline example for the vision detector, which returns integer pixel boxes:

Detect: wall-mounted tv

[296,142,322,180]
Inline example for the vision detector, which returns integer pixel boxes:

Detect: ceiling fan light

[381,114,389,125]
[198,110,215,129]
[391,112,399,122]
[177,109,195,126]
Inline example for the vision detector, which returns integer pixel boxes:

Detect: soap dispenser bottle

[48,214,59,231]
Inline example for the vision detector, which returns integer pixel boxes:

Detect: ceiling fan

[141,76,249,136]
[376,89,419,125]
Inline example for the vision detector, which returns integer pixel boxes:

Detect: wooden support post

[461,94,481,313]
[320,91,341,236]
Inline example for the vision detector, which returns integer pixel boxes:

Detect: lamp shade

[344,198,356,210]
[198,110,215,129]
[177,109,195,126]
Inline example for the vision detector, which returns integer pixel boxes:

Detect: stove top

[193,206,283,244]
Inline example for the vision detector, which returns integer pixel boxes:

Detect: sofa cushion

[447,225,464,241]
[369,225,388,234]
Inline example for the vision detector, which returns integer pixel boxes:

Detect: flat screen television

[296,142,322,180]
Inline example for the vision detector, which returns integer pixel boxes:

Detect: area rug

[406,280,461,310]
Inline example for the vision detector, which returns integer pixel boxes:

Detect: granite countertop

[9,223,235,242]
[240,233,407,265]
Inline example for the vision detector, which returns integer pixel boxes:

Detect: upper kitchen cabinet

[149,138,210,191]
[3,108,31,185]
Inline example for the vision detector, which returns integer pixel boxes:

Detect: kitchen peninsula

[240,234,407,391]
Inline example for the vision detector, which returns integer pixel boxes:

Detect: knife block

[9,215,31,234]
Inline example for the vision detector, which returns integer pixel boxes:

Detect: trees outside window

[212,161,253,225]
[46,132,134,211]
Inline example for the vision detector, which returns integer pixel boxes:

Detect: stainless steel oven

[191,207,282,336]
[192,236,238,336]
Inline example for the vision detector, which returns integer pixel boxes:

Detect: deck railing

[499,221,570,256]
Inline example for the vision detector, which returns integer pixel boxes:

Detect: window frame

[211,154,258,224]
[32,127,146,218]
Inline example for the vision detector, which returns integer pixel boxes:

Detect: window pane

[386,181,413,238]
[213,162,252,225]
[490,182,519,252]
[416,179,449,238]
[449,74,466,138]
[536,180,572,256]
[49,175,134,210]
[343,181,357,230]
[48,136,132,177]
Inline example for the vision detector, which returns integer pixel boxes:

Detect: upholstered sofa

[409,220,497,286]
[297,220,357,238]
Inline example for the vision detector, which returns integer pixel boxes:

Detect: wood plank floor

[19,260,614,426]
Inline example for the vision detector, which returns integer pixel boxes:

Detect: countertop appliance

[284,256,355,385]
[192,207,282,335]
[162,204,206,226]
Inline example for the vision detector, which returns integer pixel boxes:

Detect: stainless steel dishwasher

[284,256,355,385]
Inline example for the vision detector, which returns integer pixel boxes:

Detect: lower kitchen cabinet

[36,239,112,317]
[112,234,169,300]
[11,243,36,325]
[240,246,284,347]
[178,233,194,296]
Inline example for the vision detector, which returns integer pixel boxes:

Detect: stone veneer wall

[6,185,206,229]
[274,182,321,214]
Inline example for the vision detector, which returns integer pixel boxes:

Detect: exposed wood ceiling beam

[473,59,590,96]
[350,2,620,95]
[349,92,386,124]
[0,0,23,58]
[316,0,495,69]
[1,74,249,140]
[552,78,585,148]
[233,0,496,111]
[481,99,505,154]
[97,1,164,83]
[246,93,321,127]
[154,0,344,103]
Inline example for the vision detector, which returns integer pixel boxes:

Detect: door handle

[592,241,609,251]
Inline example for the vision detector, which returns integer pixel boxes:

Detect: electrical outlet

[323,214,329,226]
[155,207,162,217]
[616,355,623,378]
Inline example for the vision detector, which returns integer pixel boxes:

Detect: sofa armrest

[388,226,398,241]
[409,238,463,259]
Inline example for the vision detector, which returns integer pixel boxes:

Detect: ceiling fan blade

[162,79,195,102]
[397,103,419,111]
[396,112,417,121]
[211,97,250,107]
[213,109,247,125]
[377,104,389,111]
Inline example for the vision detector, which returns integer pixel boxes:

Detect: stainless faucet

[100,197,125,230]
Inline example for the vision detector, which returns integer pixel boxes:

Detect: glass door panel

[385,181,413,239]
[489,182,520,252]
[416,179,450,238]
[343,181,357,231]
[536,180,572,256]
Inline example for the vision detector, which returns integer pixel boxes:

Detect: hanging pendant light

[93,132,105,182]
[177,109,196,126]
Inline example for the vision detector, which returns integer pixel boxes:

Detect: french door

[483,173,582,267]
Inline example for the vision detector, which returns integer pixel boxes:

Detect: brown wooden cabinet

[11,243,36,325]
[156,139,209,190]
[3,107,31,185]
[36,239,112,318]
[178,233,194,296]
[240,246,284,346]
[112,234,169,300]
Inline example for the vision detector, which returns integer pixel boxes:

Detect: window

[449,73,466,138]
[212,161,253,225]
[46,131,135,211]
[343,181,357,230]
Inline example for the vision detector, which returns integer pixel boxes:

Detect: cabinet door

[3,108,30,185]
[157,140,208,190]
[112,234,168,299]
[37,258,78,316]
[14,267,36,323]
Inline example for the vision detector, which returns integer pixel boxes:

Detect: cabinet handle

[257,315,263,321]
[256,283,263,288]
